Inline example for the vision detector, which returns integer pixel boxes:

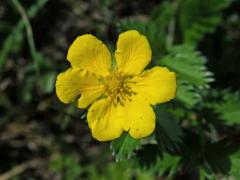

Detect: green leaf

[161,45,214,86]
[134,144,161,170]
[229,150,240,179]
[176,81,201,107]
[214,92,240,125]
[181,131,236,175]
[134,144,180,177]
[180,130,204,170]
[179,0,230,45]
[199,168,217,180]
[154,105,182,152]
[110,133,140,162]
[204,140,233,174]
[156,153,180,177]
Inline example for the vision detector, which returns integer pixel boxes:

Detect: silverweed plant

[0,0,240,179]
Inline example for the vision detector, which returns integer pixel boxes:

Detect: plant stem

[166,0,179,49]
[12,0,40,73]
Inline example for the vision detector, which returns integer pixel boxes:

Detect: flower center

[105,73,122,94]
[104,72,136,106]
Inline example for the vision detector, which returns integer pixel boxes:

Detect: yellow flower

[56,30,176,141]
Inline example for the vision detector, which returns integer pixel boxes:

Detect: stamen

[103,72,137,106]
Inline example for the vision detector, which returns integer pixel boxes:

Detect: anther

[103,73,137,106]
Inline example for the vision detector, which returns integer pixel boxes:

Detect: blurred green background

[0,0,240,179]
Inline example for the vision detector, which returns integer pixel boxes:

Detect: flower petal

[78,90,103,108]
[87,98,124,141]
[123,99,156,139]
[115,30,152,75]
[87,97,155,141]
[56,68,104,108]
[130,66,176,105]
[67,34,112,76]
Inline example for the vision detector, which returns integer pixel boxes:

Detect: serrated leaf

[161,45,214,86]
[176,81,201,107]
[134,144,180,177]
[134,144,161,170]
[199,168,218,180]
[154,105,182,153]
[156,153,180,177]
[180,130,203,170]
[110,133,140,162]
[204,140,233,174]
[179,0,230,45]
[214,92,240,125]
[181,131,236,174]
